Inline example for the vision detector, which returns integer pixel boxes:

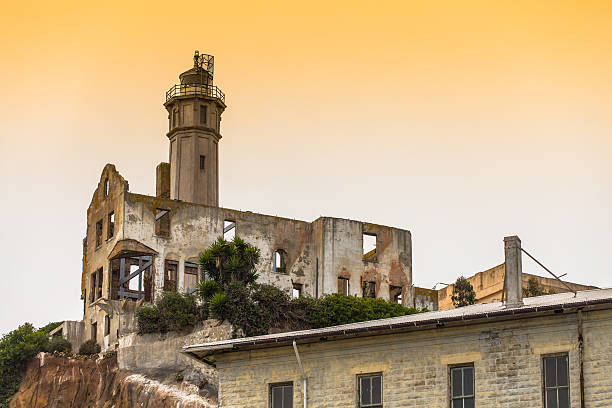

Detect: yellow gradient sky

[1,1,611,333]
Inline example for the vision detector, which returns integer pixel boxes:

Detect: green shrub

[0,323,52,407]
[137,292,200,334]
[136,306,163,334]
[47,337,72,354]
[197,280,222,300]
[78,339,101,356]
[209,292,228,320]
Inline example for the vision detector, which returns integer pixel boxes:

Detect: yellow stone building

[437,263,597,311]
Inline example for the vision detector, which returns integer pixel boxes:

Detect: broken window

[273,249,287,274]
[199,155,206,170]
[292,283,302,299]
[107,212,115,240]
[91,268,103,302]
[543,355,569,408]
[155,209,170,237]
[104,315,110,337]
[363,233,377,261]
[91,322,97,342]
[450,365,474,408]
[363,281,376,298]
[95,220,103,247]
[164,260,178,292]
[269,382,293,408]
[128,264,141,291]
[223,220,235,241]
[338,277,350,296]
[390,285,403,304]
[200,105,207,124]
[184,262,199,292]
[358,373,382,408]
[103,178,109,197]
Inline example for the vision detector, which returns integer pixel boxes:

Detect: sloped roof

[183,288,612,364]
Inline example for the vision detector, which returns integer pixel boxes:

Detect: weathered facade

[79,52,413,350]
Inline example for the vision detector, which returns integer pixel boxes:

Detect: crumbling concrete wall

[118,319,233,395]
[412,286,438,311]
[49,321,85,353]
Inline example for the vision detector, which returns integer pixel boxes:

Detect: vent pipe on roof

[504,236,523,308]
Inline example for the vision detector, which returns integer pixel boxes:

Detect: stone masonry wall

[216,309,612,407]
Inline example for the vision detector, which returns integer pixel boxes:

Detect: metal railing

[165,84,225,103]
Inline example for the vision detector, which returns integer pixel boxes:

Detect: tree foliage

[451,276,477,308]
[78,339,101,356]
[199,236,260,286]
[0,322,60,407]
[523,277,550,298]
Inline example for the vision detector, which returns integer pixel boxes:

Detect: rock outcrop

[9,353,216,408]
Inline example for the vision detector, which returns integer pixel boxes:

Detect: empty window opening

[104,315,110,337]
[164,260,178,292]
[358,374,382,408]
[450,365,474,408]
[200,105,207,125]
[155,209,170,237]
[128,264,141,291]
[185,262,199,293]
[95,220,103,247]
[223,220,235,241]
[90,267,103,303]
[273,249,287,273]
[390,285,403,304]
[270,382,293,408]
[543,355,569,408]
[103,178,109,197]
[91,322,97,342]
[363,233,377,261]
[363,281,376,298]
[292,283,302,299]
[107,212,115,240]
[199,155,206,170]
[338,277,350,296]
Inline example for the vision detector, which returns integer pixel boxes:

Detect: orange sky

[1,0,611,333]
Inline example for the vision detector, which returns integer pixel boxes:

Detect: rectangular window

[270,382,293,408]
[292,283,302,299]
[103,178,109,197]
[363,233,377,261]
[185,262,199,292]
[155,209,170,237]
[543,354,569,408]
[91,322,97,342]
[95,219,103,247]
[359,373,382,408]
[338,277,349,295]
[223,220,236,241]
[200,105,207,124]
[450,365,474,408]
[164,260,178,292]
[104,315,110,336]
[200,155,206,170]
[363,281,376,298]
[107,211,115,239]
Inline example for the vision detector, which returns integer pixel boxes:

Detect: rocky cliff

[9,353,216,408]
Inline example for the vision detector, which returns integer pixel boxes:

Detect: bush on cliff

[47,337,72,354]
[0,322,60,408]
[78,339,101,356]
[137,291,204,334]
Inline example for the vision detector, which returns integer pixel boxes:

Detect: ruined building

[80,52,413,350]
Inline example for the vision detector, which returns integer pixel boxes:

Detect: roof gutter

[183,296,612,359]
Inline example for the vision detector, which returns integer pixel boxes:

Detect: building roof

[182,288,612,365]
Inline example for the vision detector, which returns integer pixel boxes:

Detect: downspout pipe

[577,310,585,407]
[292,340,307,408]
